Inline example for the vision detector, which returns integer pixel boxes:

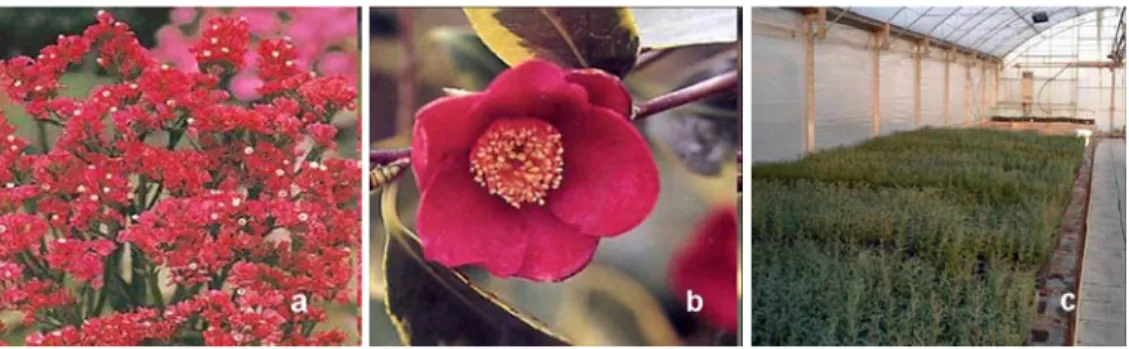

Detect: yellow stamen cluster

[470,119,565,208]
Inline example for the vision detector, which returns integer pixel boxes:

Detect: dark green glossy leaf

[464,8,640,77]
[379,184,570,346]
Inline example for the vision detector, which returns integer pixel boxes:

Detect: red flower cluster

[20,289,346,346]
[0,11,358,345]
[44,238,116,288]
[193,16,252,72]
[24,308,178,345]
[411,59,659,281]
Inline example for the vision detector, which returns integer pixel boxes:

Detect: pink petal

[230,72,263,101]
[565,69,632,117]
[416,161,529,277]
[481,59,588,120]
[548,107,659,237]
[513,207,599,282]
[170,8,196,25]
[410,93,488,187]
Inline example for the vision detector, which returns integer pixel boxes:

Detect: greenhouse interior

[750,6,1126,346]
[751,6,1125,162]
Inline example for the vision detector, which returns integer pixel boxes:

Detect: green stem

[148,264,165,309]
[145,182,164,211]
[81,284,95,319]
[101,249,136,312]
[301,320,317,337]
[180,283,206,303]
[166,128,186,151]
[142,120,189,210]
[34,313,65,328]
[18,252,59,282]
[135,175,149,213]
[34,119,49,153]
[92,285,107,317]
[209,263,233,290]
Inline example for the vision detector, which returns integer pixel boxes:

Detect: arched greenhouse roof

[847,7,1101,58]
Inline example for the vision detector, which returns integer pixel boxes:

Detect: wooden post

[965,59,972,124]
[805,14,816,152]
[980,60,987,121]
[914,39,924,128]
[1112,67,1118,131]
[872,29,884,136]
[1098,8,1104,128]
[943,48,952,126]
[994,61,1001,111]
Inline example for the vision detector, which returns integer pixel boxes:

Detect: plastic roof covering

[849,7,1097,57]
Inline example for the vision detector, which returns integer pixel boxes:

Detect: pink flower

[231,8,281,36]
[152,26,197,72]
[411,59,659,281]
[170,7,197,25]
[230,71,264,100]
[317,51,355,79]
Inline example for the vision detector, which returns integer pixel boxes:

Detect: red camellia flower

[410,59,659,281]
[669,205,738,333]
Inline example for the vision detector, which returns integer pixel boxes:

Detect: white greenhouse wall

[813,23,873,150]
[1000,8,1126,131]
[921,57,947,127]
[948,60,965,125]
[971,63,985,121]
[748,8,807,163]
[749,8,1053,164]
[879,39,916,135]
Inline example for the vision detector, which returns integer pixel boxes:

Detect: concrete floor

[1075,138,1127,346]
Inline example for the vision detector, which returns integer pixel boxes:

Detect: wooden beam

[793,7,821,15]
[1112,67,1118,131]
[788,7,998,59]
[965,60,972,124]
[877,22,891,49]
[873,31,882,136]
[943,48,952,126]
[805,14,816,152]
[1099,9,1105,129]
[994,61,1001,111]
[1014,61,1126,69]
[816,8,828,38]
[915,39,923,128]
[980,60,987,121]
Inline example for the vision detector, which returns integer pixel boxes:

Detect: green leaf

[427,27,508,90]
[379,183,571,346]
[632,8,739,49]
[463,8,640,77]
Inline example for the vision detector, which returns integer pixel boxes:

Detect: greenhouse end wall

[1000,8,1126,132]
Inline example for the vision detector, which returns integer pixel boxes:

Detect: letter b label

[686,289,703,312]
